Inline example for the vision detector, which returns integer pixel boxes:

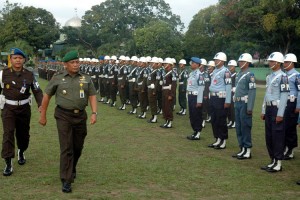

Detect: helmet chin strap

[216,60,221,67]
[270,62,277,69]
[284,62,292,70]
[240,62,247,69]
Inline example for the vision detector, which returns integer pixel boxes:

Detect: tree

[80,0,184,55]
[134,20,183,58]
[0,4,60,52]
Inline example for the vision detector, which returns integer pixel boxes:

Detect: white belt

[147,84,155,89]
[5,98,30,106]
[162,85,171,90]
[210,91,226,98]
[91,75,96,78]
[233,96,248,102]
[266,100,278,106]
[118,77,123,80]
[128,79,135,82]
[179,82,184,85]
[188,91,198,95]
[108,76,114,79]
[99,75,103,78]
[137,82,143,86]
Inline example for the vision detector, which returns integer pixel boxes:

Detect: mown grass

[0,79,299,200]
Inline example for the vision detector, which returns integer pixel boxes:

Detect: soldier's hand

[247,110,253,115]
[39,116,47,126]
[260,114,265,120]
[276,116,283,124]
[168,96,173,101]
[224,103,230,108]
[90,114,97,125]
[152,92,156,96]
[196,103,202,108]
[295,108,300,113]
[121,85,124,89]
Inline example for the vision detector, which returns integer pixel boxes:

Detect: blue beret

[98,56,105,60]
[63,50,79,62]
[10,48,26,58]
[191,57,201,64]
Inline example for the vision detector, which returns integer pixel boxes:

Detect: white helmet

[104,55,110,60]
[111,55,117,60]
[151,57,159,63]
[125,56,131,61]
[119,55,126,60]
[171,58,176,64]
[200,58,207,65]
[179,59,186,65]
[130,56,138,62]
[228,60,237,67]
[284,53,297,63]
[238,53,253,63]
[79,58,83,62]
[213,52,227,62]
[158,58,164,63]
[86,58,91,62]
[163,57,173,64]
[139,57,147,63]
[146,56,152,62]
[267,52,284,63]
[207,61,215,67]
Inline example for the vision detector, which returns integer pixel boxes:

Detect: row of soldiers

[77,55,219,128]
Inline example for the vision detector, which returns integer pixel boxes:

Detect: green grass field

[0,79,299,200]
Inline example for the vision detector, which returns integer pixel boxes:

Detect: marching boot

[146,106,149,111]
[118,104,126,110]
[128,108,137,114]
[187,131,201,140]
[180,109,186,115]
[98,97,104,102]
[157,108,162,115]
[266,160,282,173]
[202,120,205,128]
[232,147,245,158]
[137,112,146,119]
[214,139,226,149]
[229,122,235,129]
[160,120,168,128]
[297,180,300,185]
[62,181,72,193]
[104,99,110,104]
[3,158,13,176]
[176,108,183,115]
[227,121,232,127]
[164,120,172,128]
[206,116,211,123]
[173,105,176,111]
[284,148,294,160]
[261,159,276,170]
[137,102,140,107]
[237,148,251,159]
[148,115,157,123]
[208,138,221,148]
[17,149,26,165]
[110,101,116,107]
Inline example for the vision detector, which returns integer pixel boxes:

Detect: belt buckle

[17,100,21,106]
[74,110,80,114]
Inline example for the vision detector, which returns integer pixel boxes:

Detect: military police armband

[224,71,232,85]
[172,73,177,81]
[296,74,300,91]
[198,75,205,86]
[280,75,290,92]
[249,73,256,89]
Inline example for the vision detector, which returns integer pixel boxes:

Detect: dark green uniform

[44,71,96,184]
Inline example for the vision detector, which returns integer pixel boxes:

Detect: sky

[3,0,219,29]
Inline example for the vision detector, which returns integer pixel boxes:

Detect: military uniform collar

[286,68,296,75]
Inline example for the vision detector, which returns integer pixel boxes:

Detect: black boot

[3,158,13,176]
[62,181,72,193]
[18,149,26,165]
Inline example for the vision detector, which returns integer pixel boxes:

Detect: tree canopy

[0,1,60,53]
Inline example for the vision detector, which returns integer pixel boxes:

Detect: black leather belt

[57,105,83,114]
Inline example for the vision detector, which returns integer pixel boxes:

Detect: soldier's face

[64,59,80,74]
[190,62,199,70]
[283,61,294,70]
[10,55,25,70]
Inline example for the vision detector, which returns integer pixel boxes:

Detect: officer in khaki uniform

[1,48,43,176]
[39,50,97,193]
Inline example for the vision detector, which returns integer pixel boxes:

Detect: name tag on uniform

[80,89,85,98]
[20,86,26,94]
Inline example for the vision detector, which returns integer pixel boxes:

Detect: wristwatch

[92,112,98,115]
